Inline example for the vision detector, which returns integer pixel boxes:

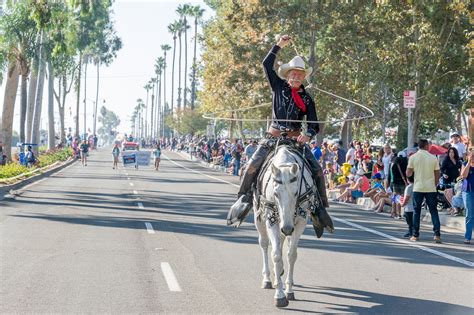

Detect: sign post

[404,90,416,154]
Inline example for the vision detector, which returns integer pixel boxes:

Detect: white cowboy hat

[277,56,313,80]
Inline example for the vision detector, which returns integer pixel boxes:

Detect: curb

[0,157,77,200]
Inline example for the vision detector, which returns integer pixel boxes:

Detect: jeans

[404,211,414,236]
[233,159,240,176]
[412,192,440,237]
[463,191,474,241]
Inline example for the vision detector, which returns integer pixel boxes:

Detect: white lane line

[334,217,474,268]
[165,153,474,268]
[129,182,134,186]
[161,262,182,292]
[125,173,129,176]
[127,177,131,180]
[137,202,144,209]
[144,222,155,234]
[133,190,138,195]
[163,154,239,188]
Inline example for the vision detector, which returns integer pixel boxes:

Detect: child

[364,172,386,203]
[400,176,414,238]
[153,145,161,171]
[112,144,120,169]
[323,161,335,189]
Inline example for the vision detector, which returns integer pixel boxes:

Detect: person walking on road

[153,145,162,171]
[112,144,120,169]
[459,150,474,244]
[80,140,89,167]
[406,139,442,243]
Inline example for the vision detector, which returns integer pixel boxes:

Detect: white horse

[254,145,317,308]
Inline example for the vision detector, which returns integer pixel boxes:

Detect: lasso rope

[202,37,375,124]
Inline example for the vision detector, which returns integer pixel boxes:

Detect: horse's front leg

[254,211,271,289]
[285,218,307,300]
[267,223,288,307]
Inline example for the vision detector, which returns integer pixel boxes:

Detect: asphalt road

[1,148,473,314]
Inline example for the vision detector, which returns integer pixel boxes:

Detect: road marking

[129,182,134,186]
[137,202,144,209]
[127,177,131,180]
[125,172,129,176]
[133,190,138,195]
[163,154,239,188]
[166,153,473,268]
[161,262,182,292]
[144,222,155,234]
[334,217,474,268]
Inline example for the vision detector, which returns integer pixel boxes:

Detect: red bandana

[291,88,306,112]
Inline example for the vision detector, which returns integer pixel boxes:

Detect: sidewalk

[175,150,466,233]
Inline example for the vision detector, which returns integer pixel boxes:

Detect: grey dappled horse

[253,145,318,308]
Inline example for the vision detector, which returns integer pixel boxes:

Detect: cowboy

[227,35,334,235]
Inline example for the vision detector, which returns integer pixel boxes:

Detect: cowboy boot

[305,152,335,236]
[227,144,270,226]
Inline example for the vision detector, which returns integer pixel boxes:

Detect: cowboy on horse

[227,35,334,236]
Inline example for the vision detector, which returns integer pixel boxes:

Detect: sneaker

[434,236,442,244]
[410,236,419,242]
[464,239,471,245]
[403,233,411,238]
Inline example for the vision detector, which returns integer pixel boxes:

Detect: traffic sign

[403,90,416,108]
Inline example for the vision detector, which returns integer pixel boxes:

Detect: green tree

[97,105,120,145]
[166,108,208,135]
[190,4,204,110]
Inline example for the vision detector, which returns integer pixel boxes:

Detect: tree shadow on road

[284,285,473,314]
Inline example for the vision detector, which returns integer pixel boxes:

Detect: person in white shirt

[346,143,356,166]
[450,133,466,161]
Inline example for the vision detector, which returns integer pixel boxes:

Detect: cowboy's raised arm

[306,97,320,137]
[262,35,290,90]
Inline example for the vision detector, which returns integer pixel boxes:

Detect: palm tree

[136,98,144,139]
[177,4,191,110]
[190,5,204,110]
[154,57,164,138]
[160,44,171,135]
[149,77,157,139]
[168,21,180,116]
[144,82,152,138]
[176,20,184,111]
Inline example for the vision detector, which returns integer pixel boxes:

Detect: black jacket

[262,45,319,137]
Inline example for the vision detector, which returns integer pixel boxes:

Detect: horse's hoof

[286,292,295,300]
[275,297,289,308]
[262,281,273,289]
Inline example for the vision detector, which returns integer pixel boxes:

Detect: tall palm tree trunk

[27,59,38,143]
[93,62,100,136]
[150,85,154,139]
[145,88,149,139]
[1,61,20,161]
[177,32,182,111]
[32,37,46,154]
[83,59,88,136]
[157,73,162,138]
[75,52,82,138]
[171,36,176,115]
[162,51,167,137]
[191,18,198,110]
[19,73,28,143]
[47,62,55,150]
[183,18,188,110]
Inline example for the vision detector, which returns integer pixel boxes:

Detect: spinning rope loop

[203,37,375,124]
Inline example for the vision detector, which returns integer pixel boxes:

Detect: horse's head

[271,163,300,236]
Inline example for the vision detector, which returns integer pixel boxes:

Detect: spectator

[406,139,442,243]
[361,155,374,179]
[450,133,466,161]
[323,161,335,189]
[25,145,37,167]
[382,143,394,188]
[0,144,4,165]
[346,142,356,166]
[336,141,346,166]
[389,152,408,219]
[373,148,385,179]
[400,175,415,238]
[459,150,474,244]
[232,148,241,176]
[336,168,370,203]
[245,140,258,161]
[363,172,385,203]
[445,179,465,216]
[440,147,462,185]
[310,140,322,162]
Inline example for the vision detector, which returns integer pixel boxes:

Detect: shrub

[0,163,30,179]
